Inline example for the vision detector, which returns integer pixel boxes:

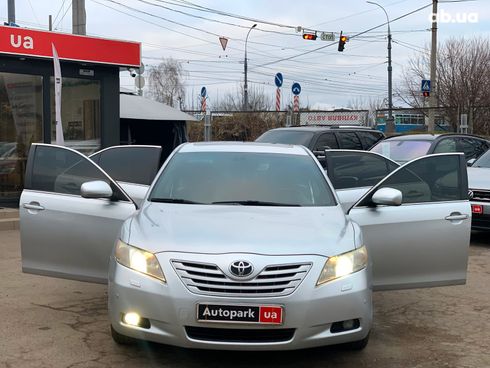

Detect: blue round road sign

[274,73,283,88]
[292,82,301,95]
[200,86,207,97]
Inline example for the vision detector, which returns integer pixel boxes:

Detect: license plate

[197,304,283,325]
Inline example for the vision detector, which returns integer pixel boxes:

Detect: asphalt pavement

[1,229,489,368]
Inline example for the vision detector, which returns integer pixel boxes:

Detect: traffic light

[423,91,430,97]
[338,32,348,52]
[302,32,317,41]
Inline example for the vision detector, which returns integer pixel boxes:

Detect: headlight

[317,245,367,286]
[115,240,166,282]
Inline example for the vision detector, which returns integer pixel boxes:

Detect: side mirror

[372,187,402,206]
[81,180,113,199]
[467,158,476,167]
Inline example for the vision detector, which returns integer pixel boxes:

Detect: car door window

[90,146,162,185]
[313,133,338,151]
[458,138,489,160]
[433,138,457,153]
[325,151,399,190]
[26,144,129,201]
[357,154,465,206]
[358,132,383,150]
[337,132,363,150]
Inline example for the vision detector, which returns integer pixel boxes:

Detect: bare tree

[398,37,490,132]
[148,57,186,108]
[216,84,272,111]
[348,96,385,126]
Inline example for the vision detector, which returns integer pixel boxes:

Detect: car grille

[185,326,295,343]
[471,189,490,202]
[171,260,311,297]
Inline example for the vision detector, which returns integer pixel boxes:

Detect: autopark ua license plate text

[197,304,283,325]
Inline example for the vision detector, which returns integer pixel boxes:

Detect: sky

[4,0,489,110]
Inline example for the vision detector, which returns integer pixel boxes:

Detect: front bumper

[108,252,372,351]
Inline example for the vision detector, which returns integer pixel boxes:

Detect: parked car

[467,150,490,230]
[370,133,490,164]
[20,143,470,351]
[255,126,384,160]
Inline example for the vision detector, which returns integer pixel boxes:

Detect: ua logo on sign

[10,35,34,49]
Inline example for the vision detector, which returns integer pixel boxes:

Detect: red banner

[0,25,140,67]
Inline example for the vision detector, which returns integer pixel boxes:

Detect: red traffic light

[302,32,317,40]
[423,91,430,97]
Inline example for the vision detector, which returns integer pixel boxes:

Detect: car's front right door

[20,144,137,284]
[348,153,470,290]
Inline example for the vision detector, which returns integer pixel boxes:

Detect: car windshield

[255,130,315,146]
[149,151,336,207]
[370,139,432,162]
[473,150,490,168]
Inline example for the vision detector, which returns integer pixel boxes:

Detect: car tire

[111,325,137,345]
[342,332,370,350]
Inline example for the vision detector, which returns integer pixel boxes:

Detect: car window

[473,149,490,168]
[358,132,383,149]
[255,130,315,146]
[370,139,432,163]
[149,152,336,207]
[325,151,399,190]
[313,133,338,151]
[337,132,363,150]
[358,155,463,206]
[433,138,457,153]
[90,146,161,185]
[28,145,128,200]
[458,137,489,160]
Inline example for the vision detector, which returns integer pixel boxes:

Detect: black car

[370,133,490,164]
[255,126,385,156]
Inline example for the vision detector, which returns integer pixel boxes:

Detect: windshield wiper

[149,198,203,204]
[211,200,300,207]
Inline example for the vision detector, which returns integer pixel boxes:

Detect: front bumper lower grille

[185,326,295,343]
[471,189,490,202]
[172,260,311,297]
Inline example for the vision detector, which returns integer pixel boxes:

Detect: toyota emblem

[229,260,253,278]
[468,190,474,199]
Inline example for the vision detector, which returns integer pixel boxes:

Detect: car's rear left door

[348,153,470,290]
[20,144,137,284]
[90,145,162,205]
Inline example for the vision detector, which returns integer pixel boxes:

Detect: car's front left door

[348,153,470,290]
[20,144,137,284]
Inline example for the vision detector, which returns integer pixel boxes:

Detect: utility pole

[72,0,86,35]
[243,24,257,111]
[7,0,15,24]
[49,15,53,31]
[428,0,438,131]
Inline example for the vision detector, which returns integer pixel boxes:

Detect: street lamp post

[243,23,257,111]
[367,1,394,134]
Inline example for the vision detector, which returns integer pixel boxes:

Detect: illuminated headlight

[317,245,367,286]
[115,240,166,282]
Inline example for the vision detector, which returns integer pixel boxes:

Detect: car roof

[383,133,489,142]
[179,142,310,155]
[265,126,382,133]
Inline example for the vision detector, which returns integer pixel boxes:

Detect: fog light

[342,319,355,330]
[123,312,141,326]
[331,319,360,333]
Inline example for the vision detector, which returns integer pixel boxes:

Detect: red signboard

[0,25,140,67]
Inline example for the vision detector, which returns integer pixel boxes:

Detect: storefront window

[0,72,43,203]
[51,77,101,155]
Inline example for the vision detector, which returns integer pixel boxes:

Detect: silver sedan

[20,142,470,350]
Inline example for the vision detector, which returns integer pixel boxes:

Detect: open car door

[347,153,470,290]
[324,150,400,210]
[20,144,138,284]
[90,145,162,205]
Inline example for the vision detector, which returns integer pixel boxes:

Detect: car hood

[468,167,490,190]
[128,203,355,257]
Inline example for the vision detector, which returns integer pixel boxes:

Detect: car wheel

[111,325,137,345]
[342,332,370,350]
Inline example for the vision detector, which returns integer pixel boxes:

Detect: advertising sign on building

[300,111,368,126]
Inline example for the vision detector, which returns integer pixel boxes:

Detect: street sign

[275,72,283,88]
[320,32,335,41]
[219,36,228,51]
[421,79,431,92]
[200,86,207,97]
[292,82,301,95]
[134,75,145,89]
